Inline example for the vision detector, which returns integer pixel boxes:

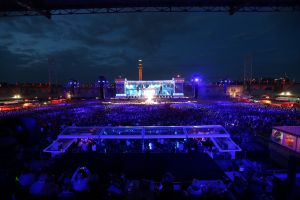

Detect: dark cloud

[0,12,299,83]
[0,46,48,82]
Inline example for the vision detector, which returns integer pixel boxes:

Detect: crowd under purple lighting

[0,97,300,199]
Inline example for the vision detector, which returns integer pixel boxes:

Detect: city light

[280,91,292,96]
[12,94,21,99]
[66,92,72,99]
[23,103,32,107]
[265,100,271,104]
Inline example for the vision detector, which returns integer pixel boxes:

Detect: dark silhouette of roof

[1,0,299,18]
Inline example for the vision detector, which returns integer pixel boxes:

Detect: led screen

[125,81,174,97]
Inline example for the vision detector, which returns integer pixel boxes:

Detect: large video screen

[125,81,175,97]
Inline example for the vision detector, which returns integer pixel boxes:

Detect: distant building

[0,83,64,100]
[226,85,244,98]
[269,126,300,167]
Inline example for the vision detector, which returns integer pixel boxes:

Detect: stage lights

[144,89,156,104]
[191,75,202,83]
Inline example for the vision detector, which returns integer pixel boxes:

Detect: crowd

[66,138,212,154]
[1,99,298,149]
[15,164,230,200]
[1,99,299,198]
[0,100,298,158]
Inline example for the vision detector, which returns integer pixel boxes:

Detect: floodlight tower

[138,59,143,81]
[191,76,201,98]
[48,58,55,87]
[48,57,57,97]
[67,79,79,99]
[244,55,253,93]
[96,76,107,100]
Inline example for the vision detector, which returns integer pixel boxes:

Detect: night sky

[0,12,300,84]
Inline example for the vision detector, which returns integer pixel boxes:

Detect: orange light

[23,103,32,107]
[261,100,271,104]
[66,93,72,99]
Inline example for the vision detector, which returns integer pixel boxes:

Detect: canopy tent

[44,125,241,159]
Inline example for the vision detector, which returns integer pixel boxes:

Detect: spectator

[71,166,91,193]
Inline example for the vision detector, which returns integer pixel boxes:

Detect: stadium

[0,1,300,200]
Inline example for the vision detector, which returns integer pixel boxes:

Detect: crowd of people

[1,99,298,149]
[0,99,299,156]
[15,164,231,200]
[65,137,213,155]
[1,98,299,199]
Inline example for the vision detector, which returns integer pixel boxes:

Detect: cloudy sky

[0,12,299,83]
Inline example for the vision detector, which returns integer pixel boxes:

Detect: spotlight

[144,89,156,104]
